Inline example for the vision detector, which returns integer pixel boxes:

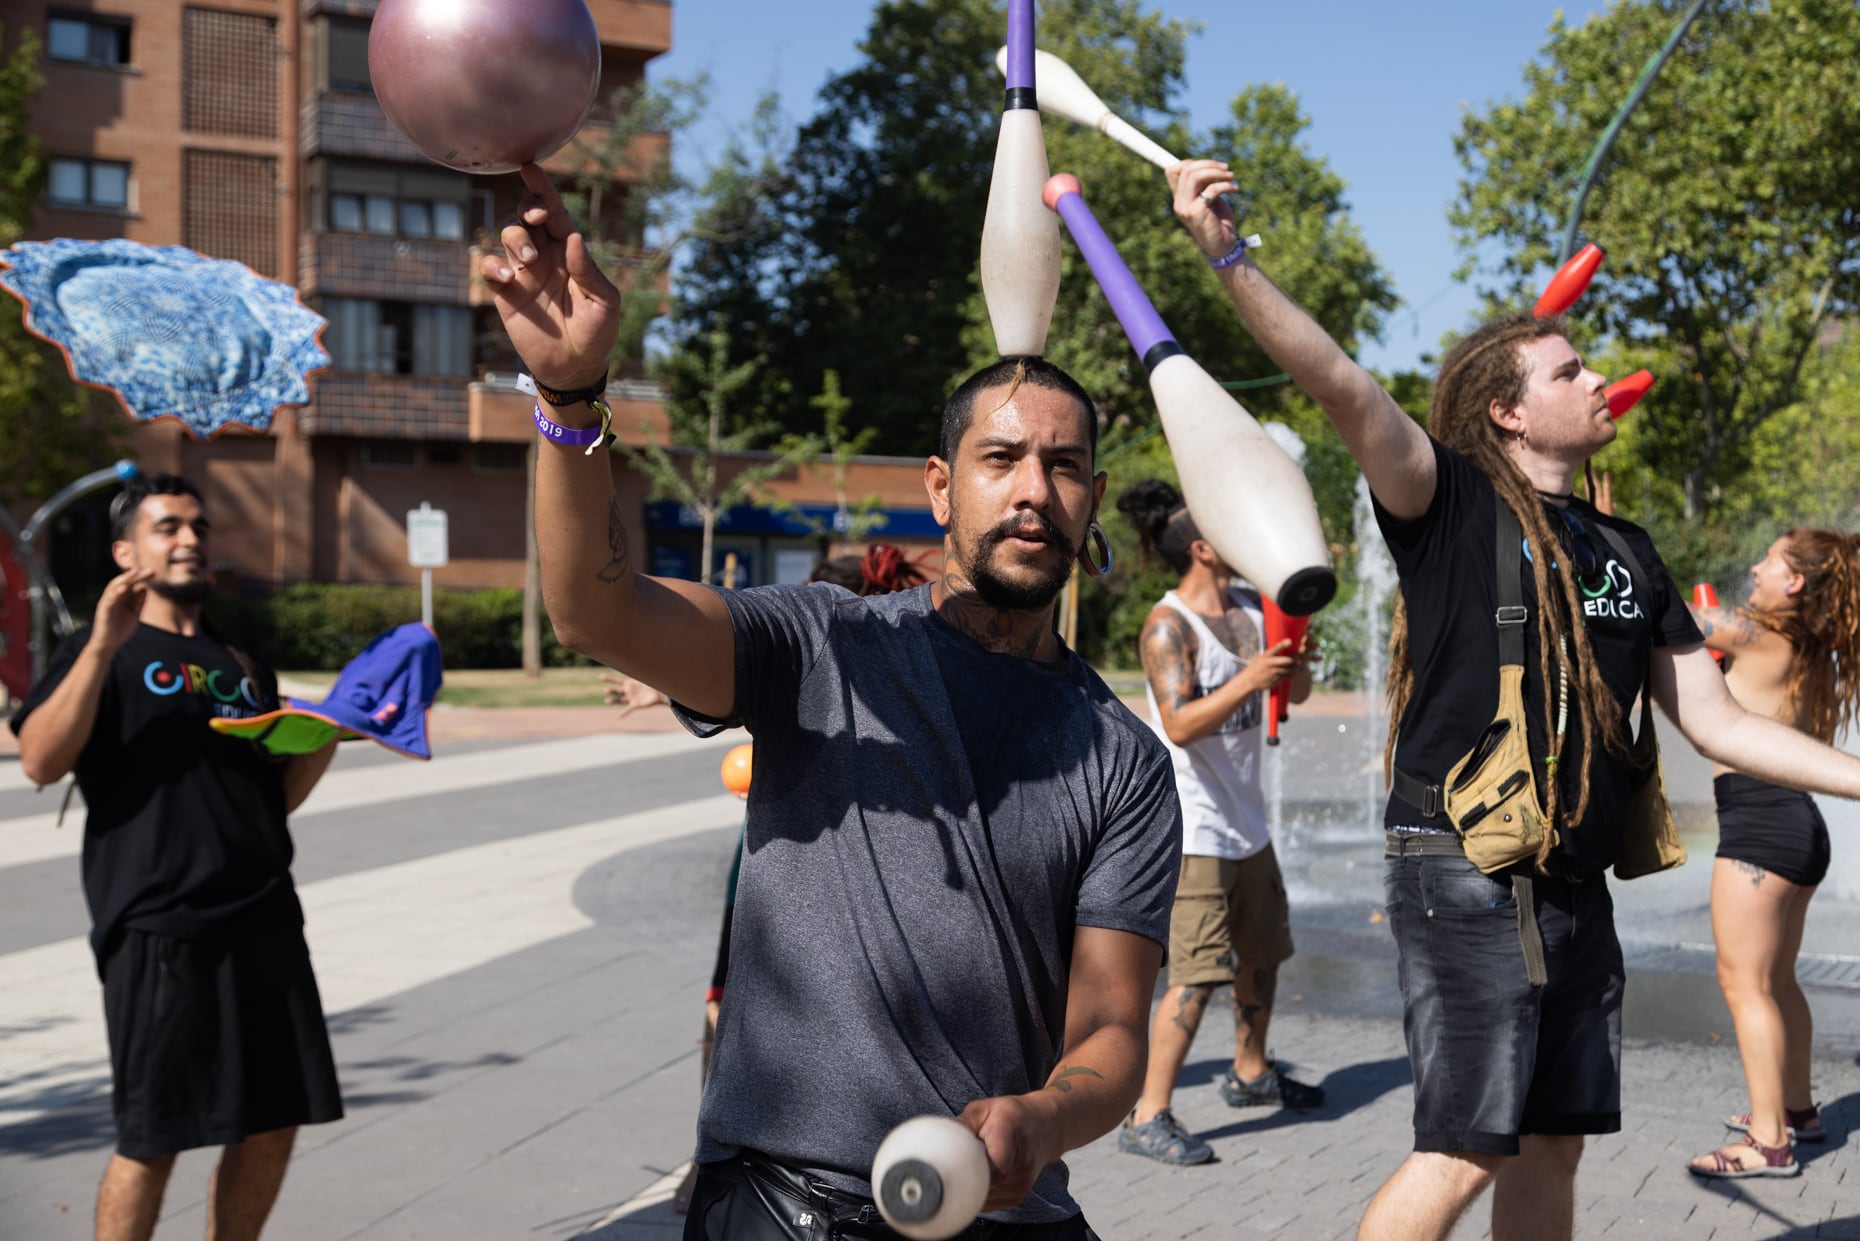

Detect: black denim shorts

[1383,839,1624,1156]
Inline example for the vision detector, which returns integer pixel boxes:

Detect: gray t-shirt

[675,582,1181,1222]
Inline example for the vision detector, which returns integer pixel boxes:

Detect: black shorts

[1715,773,1830,888]
[102,921,344,1159]
[1384,839,1624,1157]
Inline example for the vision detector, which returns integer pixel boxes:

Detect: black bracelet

[531,370,609,408]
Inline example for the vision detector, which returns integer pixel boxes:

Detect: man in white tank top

[1112,480,1324,1165]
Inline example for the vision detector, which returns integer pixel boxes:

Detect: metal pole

[421,568,433,628]
[18,460,140,680]
[1556,0,1711,264]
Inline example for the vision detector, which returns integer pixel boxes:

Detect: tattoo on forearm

[596,499,629,584]
[1045,1065,1105,1094]
[1735,859,1767,886]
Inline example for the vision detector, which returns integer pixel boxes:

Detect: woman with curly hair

[1688,529,1860,1178]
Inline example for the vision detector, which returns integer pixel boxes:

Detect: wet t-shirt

[10,624,295,967]
[674,583,1180,1222]
[1374,440,1700,869]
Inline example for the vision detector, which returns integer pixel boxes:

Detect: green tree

[666,0,1395,458]
[623,320,818,585]
[767,370,890,543]
[0,26,120,508]
[1451,0,1860,521]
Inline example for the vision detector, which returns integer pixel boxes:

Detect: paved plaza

[1,703,1856,1239]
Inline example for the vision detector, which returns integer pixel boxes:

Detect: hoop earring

[1081,520,1114,578]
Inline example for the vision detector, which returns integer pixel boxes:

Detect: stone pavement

[2,712,1857,1239]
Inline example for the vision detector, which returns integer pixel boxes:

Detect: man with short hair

[1168,156,1860,1241]
[12,475,341,1241]
[483,165,1182,1238]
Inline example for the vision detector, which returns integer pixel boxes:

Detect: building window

[473,443,527,474]
[321,297,472,378]
[426,445,463,466]
[323,17,371,92]
[47,158,130,209]
[47,15,131,66]
[320,161,469,242]
[360,441,418,469]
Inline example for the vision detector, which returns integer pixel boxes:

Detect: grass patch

[279,667,614,710]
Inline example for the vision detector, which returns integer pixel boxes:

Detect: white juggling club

[871,1116,991,1241]
[1043,173,1335,615]
[994,46,1178,170]
[980,0,1062,356]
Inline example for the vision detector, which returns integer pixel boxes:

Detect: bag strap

[1494,495,1528,668]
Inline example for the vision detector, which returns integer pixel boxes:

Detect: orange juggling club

[1605,369,1654,418]
[1260,595,1310,747]
[1535,243,1605,317]
[1692,583,1725,665]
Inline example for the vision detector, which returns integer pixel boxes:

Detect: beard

[149,577,211,605]
[958,511,1081,611]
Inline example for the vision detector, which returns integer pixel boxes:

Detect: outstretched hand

[600,672,667,719]
[479,164,621,393]
[1166,159,1240,260]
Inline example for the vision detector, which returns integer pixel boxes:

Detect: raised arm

[15,569,150,786]
[1651,642,1860,797]
[480,165,734,717]
[1687,603,1785,659]
[957,926,1160,1210]
[1167,159,1436,519]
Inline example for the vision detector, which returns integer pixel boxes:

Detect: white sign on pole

[407,504,449,568]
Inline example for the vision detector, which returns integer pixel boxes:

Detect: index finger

[517,163,579,242]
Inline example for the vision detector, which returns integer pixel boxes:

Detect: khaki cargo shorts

[1167,847,1295,987]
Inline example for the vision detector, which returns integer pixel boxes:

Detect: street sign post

[407,503,448,627]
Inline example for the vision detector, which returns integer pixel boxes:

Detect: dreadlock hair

[1751,528,1860,744]
[1384,312,1629,867]
[858,543,931,595]
[1114,479,1200,575]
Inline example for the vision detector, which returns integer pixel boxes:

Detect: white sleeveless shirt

[1143,587,1270,860]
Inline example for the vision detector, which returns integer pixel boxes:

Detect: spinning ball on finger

[369,0,602,174]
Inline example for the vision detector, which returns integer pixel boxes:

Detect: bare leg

[1132,984,1214,1123]
[96,1153,176,1241]
[1492,1135,1582,1241]
[206,1127,296,1241]
[1233,963,1278,1081]
[1699,858,1799,1168]
[1774,883,1818,1114]
[1357,1150,1500,1241]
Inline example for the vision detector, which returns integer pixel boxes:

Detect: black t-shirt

[1374,440,1701,869]
[9,623,299,965]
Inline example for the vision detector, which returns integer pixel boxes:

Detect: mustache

[978,512,1072,553]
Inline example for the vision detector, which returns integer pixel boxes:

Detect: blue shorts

[1383,834,1624,1156]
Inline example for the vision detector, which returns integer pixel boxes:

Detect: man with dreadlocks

[1170,158,1860,1240]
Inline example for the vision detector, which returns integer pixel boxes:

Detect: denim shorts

[1383,836,1624,1156]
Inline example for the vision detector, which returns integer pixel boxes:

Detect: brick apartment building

[5,0,943,601]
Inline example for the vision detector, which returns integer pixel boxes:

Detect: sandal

[1688,1132,1800,1179]
[1728,1104,1825,1144]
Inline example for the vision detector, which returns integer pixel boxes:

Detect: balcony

[302,372,471,439]
[300,91,428,164]
[590,0,672,55]
[303,232,471,303]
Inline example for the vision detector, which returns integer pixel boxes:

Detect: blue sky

[651,1,1614,374]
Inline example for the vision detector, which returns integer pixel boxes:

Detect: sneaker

[1116,1108,1214,1165]
[1220,1063,1326,1110]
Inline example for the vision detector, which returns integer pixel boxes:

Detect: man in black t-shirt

[1169,160,1860,1240]
[11,475,341,1241]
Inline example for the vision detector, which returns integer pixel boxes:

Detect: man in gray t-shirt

[485,163,1181,1241]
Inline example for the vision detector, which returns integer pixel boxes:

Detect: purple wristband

[1209,236,1250,269]
[533,400,604,448]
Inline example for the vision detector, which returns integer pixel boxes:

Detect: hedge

[205,583,589,671]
